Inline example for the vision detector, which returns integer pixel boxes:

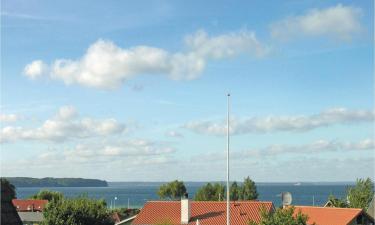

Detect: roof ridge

[147,200,272,203]
[294,206,362,211]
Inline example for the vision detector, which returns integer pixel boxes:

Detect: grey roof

[368,195,375,219]
[17,212,44,222]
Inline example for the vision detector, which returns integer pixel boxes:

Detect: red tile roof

[294,206,366,225]
[12,199,48,212]
[132,201,274,225]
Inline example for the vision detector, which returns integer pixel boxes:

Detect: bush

[249,207,309,225]
[42,196,113,225]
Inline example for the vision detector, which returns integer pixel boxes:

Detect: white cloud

[4,138,371,181]
[0,113,19,122]
[4,140,176,169]
[24,29,268,89]
[165,130,184,138]
[271,4,362,40]
[56,105,77,120]
[23,60,49,79]
[184,108,374,135]
[191,138,375,162]
[0,106,126,143]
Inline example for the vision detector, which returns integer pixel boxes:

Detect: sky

[1,0,374,182]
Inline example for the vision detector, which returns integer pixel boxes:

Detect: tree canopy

[230,181,241,201]
[326,194,348,208]
[30,189,64,202]
[194,177,258,201]
[1,178,16,200]
[42,195,113,225]
[249,207,309,225]
[347,178,374,209]
[194,183,225,201]
[326,178,374,210]
[157,180,187,200]
[242,177,258,200]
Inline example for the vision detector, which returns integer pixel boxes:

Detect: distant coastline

[5,177,108,187]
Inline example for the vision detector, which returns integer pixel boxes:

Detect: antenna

[281,192,292,207]
[226,93,230,225]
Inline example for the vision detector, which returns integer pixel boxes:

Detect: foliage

[230,181,241,201]
[194,183,225,201]
[242,176,258,200]
[326,194,348,208]
[194,177,258,201]
[326,178,374,210]
[347,178,374,209]
[30,189,64,202]
[157,180,187,200]
[1,178,16,200]
[42,196,113,225]
[5,177,108,187]
[249,207,309,225]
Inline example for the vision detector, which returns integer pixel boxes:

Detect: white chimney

[181,193,190,224]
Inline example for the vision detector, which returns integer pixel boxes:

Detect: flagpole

[226,93,230,225]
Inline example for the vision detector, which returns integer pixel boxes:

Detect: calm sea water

[15,182,352,208]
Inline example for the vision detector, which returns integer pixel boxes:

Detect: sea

[15,182,353,209]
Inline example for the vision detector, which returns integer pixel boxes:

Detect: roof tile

[132,201,273,225]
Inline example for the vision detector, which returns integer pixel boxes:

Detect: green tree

[213,183,226,201]
[30,189,64,202]
[195,183,215,201]
[347,178,374,209]
[230,182,241,201]
[1,178,16,200]
[42,196,113,225]
[242,177,258,200]
[326,194,348,208]
[194,183,226,201]
[249,207,309,225]
[157,180,186,200]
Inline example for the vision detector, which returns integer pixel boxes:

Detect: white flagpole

[226,93,230,225]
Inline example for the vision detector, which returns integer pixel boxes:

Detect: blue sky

[1,0,374,182]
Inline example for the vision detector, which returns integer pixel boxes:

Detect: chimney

[181,193,190,224]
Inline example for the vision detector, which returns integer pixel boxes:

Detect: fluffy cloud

[0,113,19,122]
[241,138,375,157]
[191,138,375,162]
[271,4,362,40]
[184,108,374,135]
[165,130,184,138]
[0,106,126,143]
[24,29,268,89]
[23,60,48,79]
[4,140,176,170]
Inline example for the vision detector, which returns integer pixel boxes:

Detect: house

[132,196,274,225]
[17,212,44,225]
[12,199,48,212]
[368,195,374,219]
[112,209,140,225]
[116,215,137,225]
[12,200,48,225]
[294,206,374,225]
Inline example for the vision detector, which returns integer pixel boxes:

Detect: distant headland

[4,177,108,187]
